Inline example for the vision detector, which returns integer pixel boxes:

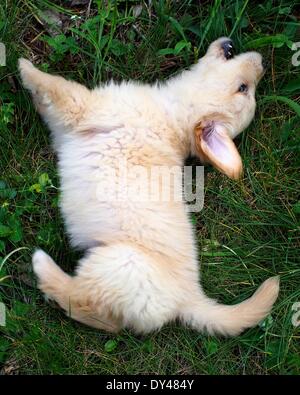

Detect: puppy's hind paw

[32,249,56,283]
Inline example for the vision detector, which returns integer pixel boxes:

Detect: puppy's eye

[238,83,248,93]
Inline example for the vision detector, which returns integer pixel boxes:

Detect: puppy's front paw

[18,58,38,91]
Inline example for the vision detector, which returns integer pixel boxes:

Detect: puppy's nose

[221,40,234,59]
[262,59,268,69]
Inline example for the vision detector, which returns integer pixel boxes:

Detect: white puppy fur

[19,37,279,336]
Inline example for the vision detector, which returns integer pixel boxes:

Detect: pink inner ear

[200,121,243,179]
[202,122,233,165]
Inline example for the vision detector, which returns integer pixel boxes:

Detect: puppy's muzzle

[221,40,234,60]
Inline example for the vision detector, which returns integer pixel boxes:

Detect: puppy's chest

[57,128,177,215]
[59,127,177,176]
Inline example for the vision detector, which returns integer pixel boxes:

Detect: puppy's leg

[73,243,179,334]
[18,59,92,132]
[32,244,178,334]
[32,249,121,332]
[180,277,279,336]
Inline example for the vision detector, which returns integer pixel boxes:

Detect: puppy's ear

[194,120,243,180]
[19,59,91,131]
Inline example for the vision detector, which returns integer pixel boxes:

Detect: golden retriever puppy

[19,37,279,336]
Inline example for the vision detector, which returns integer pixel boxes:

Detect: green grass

[0,0,300,374]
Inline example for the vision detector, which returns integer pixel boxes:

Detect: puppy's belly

[59,173,123,248]
[57,134,194,256]
[59,172,193,255]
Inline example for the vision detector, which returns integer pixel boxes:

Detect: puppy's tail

[181,276,279,336]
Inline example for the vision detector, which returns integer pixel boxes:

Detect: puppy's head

[193,37,264,180]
